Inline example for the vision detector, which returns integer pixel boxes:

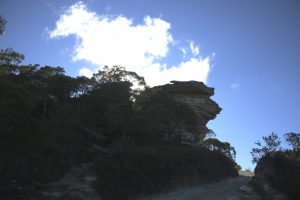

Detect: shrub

[269,151,300,200]
[95,145,238,200]
[285,132,300,151]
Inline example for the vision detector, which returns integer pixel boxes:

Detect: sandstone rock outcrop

[152,81,221,143]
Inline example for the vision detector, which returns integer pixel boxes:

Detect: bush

[95,145,238,200]
[269,151,300,200]
[251,132,281,164]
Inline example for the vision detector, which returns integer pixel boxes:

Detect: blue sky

[1,0,300,170]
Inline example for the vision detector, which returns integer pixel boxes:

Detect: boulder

[253,153,291,200]
[152,81,221,143]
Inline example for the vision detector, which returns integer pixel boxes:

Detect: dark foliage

[0,16,6,35]
[285,132,300,151]
[203,138,236,160]
[251,132,281,164]
[0,54,238,198]
[95,145,238,200]
[0,62,149,186]
[253,132,300,200]
[0,48,24,65]
[1,17,238,197]
[256,151,300,200]
[0,63,91,185]
[131,88,199,145]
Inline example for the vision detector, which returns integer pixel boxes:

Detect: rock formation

[152,80,221,144]
[252,153,290,200]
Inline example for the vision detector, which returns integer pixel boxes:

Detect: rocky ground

[135,175,262,200]
[32,163,100,200]
[33,168,260,200]
[18,168,257,200]
[13,168,289,200]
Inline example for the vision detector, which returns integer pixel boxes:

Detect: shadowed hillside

[0,51,238,199]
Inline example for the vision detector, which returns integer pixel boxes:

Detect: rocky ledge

[152,81,222,143]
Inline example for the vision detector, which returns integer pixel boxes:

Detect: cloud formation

[49,1,212,86]
[230,83,240,90]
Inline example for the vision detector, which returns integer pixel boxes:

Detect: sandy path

[135,176,252,200]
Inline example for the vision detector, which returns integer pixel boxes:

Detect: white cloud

[79,67,93,78]
[144,58,211,87]
[189,41,200,56]
[179,48,187,58]
[49,1,213,86]
[230,83,240,90]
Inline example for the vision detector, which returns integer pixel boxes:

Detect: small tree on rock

[251,132,281,164]
[285,132,300,151]
[204,138,236,161]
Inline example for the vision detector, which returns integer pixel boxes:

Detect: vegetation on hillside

[0,51,238,198]
[96,145,238,200]
[251,132,300,200]
[1,18,238,198]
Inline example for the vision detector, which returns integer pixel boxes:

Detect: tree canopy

[0,16,6,35]
[250,132,281,164]
[285,132,300,151]
[204,138,236,161]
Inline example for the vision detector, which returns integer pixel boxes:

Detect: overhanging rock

[152,81,221,143]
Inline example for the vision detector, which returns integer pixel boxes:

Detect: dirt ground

[135,176,255,200]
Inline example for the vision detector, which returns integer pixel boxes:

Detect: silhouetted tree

[251,132,281,163]
[0,63,92,185]
[0,48,24,66]
[285,132,300,151]
[72,76,92,97]
[203,138,236,160]
[93,65,145,85]
[92,65,147,97]
[0,16,6,35]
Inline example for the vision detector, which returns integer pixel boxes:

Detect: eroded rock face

[152,81,221,143]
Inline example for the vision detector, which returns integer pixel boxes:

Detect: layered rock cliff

[152,81,221,143]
